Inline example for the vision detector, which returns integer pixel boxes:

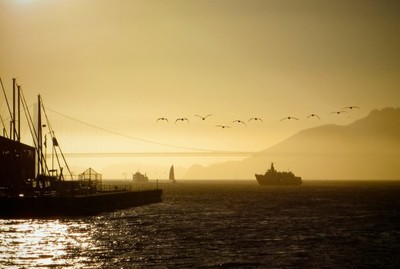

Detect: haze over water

[1,0,400,179]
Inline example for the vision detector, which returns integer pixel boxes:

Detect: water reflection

[0,219,99,268]
[1,181,399,268]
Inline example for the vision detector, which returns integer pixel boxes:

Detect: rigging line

[0,114,8,137]
[20,90,38,147]
[0,77,13,134]
[45,106,220,153]
[20,90,53,176]
[20,91,52,175]
[41,97,73,179]
[0,77,13,123]
[20,90,54,176]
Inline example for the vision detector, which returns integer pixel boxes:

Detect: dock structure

[0,77,162,218]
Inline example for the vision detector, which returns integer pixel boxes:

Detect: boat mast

[9,78,21,142]
[17,84,21,142]
[37,94,43,175]
[12,78,16,140]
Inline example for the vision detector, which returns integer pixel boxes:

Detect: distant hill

[185,107,400,180]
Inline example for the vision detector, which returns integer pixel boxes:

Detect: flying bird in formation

[232,119,247,126]
[344,106,360,110]
[175,118,190,123]
[280,116,299,121]
[331,111,348,115]
[216,125,230,129]
[158,106,357,126]
[249,117,263,122]
[156,117,169,122]
[195,114,213,121]
[307,114,320,119]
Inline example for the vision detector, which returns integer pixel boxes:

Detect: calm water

[1,180,400,268]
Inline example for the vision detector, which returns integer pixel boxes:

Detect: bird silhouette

[307,114,320,119]
[249,117,263,122]
[175,118,190,123]
[195,114,213,120]
[216,125,230,129]
[331,111,347,115]
[157,117,169,122]
[232,120,247,126]
[280,116,299,121]
[343,106,360,110]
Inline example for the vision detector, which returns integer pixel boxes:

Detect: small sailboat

[169,165,176,183]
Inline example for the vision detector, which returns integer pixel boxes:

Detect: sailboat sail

[169,165,176,183]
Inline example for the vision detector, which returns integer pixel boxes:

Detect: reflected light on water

[0,219,98,268]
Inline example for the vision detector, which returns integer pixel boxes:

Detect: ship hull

[255,174,302,186]
[0,189,162,218]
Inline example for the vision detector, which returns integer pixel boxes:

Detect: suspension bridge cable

[45,106,222,153]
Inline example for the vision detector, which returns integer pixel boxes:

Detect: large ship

[0,78,162,218]
[132,171,149,182]
[255,163,302,186]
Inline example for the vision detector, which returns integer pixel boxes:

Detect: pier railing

[98,181,159,192]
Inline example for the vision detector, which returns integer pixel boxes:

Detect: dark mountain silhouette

[185,108,400,180]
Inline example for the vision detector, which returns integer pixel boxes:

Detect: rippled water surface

[1,180,400,268]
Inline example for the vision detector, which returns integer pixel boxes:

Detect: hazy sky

[1,0,399,177]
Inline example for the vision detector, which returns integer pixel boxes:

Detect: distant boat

[169,165,176,183]
[132,171,149,182]
[255,163,302,186]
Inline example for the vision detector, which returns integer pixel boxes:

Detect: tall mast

[12,78,16,140]
[17,84,21,142]
[37,95,42,175]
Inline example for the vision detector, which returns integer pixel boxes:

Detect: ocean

[1,180,399,268]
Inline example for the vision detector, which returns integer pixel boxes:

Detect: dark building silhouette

[0,136,35,193]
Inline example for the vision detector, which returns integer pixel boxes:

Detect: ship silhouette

[132,171,149,182]
[255,163,302,185]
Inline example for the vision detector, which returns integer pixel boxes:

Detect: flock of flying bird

[156,106,360,129]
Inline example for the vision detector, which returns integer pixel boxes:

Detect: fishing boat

[0,78,162,218]
[169,165,176,183]
[255,162,302,186]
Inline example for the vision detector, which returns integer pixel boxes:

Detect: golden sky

[1,0,399,177]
